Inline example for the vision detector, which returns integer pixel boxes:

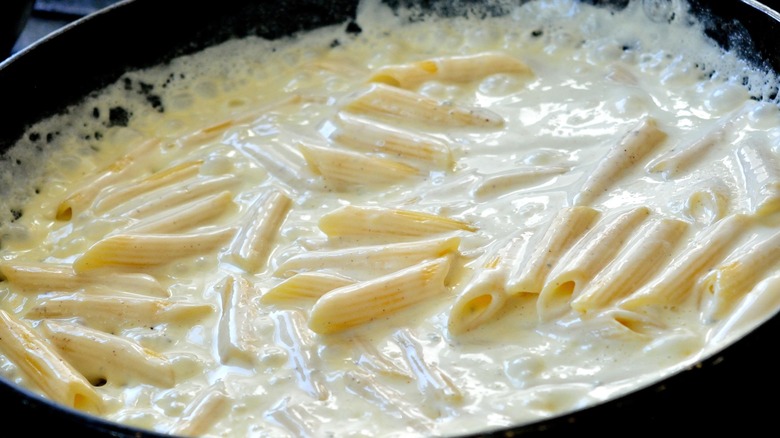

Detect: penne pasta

[308,256,452,334]
[124,190,235,234]
[114,174,240,219]
[595,308,667,338]
[737,141,780,219]
[73,227,235,271]
[0,261,169,297]
[330,112,453,169]
[273,310,330,401]
[0,310,103,414]
[506,206,601,295]
[647,105,748,180]
[370,52,532,89]
[708,272,780,346]
[318,205,476,240]
[537,206,651,321]
[473,166,570,200]
[226,188,292,274]
[698,229,780,321]
[172,97,302,150]
[620,214,752,310]
[343,370,433,430]
[343,83,505,129]
[92,160,204,213]
[238,135,317,191]
[574,117,667,205]
[351,335,414,380]
[217,274,261,366]
[25,295,214,332]
[169,382,231,437]
[40,319,176,388]
[274,235,461,278]
[447,235,528,334]
[262,271,356,303]
[299,141,422,189]
[571,217,690,315]
[268,400,320,438]
[56,138,161,221]
[394,329,463,403]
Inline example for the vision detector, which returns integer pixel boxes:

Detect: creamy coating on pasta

[1,0,780,436]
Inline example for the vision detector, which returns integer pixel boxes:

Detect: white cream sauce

[1,0,780,436]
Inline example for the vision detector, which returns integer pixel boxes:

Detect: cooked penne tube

[25,295,214,332]
[238,135,316,191]
[226,189,291,273]
[268,400,320,438]
[394,328,463,403]
[92,160,204,213]
[474,166,570,200]
[343,83,505,129]
[169,382,231,437]
[681,177,732,225]
[448,235,528,334]
[537,206,651,321]
[56,138,161,221]
[274,235,461,278]
[343,370,433,430]
[299,142,422,189]
[0,309,103,414]
[217,274,260,366]
[173,99,300,149]
[506,206,601,295]
[574,117,667,205]
[309,256,452,334]
[595,308,667,338]
[370,52,532,89]
[351,335,414,380]
[620,213,752,310]
[0,261,169,297]
[176,119,241,149]
[330,112,453,169]
[273,310,330,401]
[262,271,356,303]
[571,217,689,314]
[448,271,507,335]
[698,229,780,321]
[125,191,235,234]
[40,319,176,387]
[113,174,240,219]
[647,105,747,179]
[318,205,476,239]
[737,141,780,218]
[73,227,235,271]
[708,272,780,345]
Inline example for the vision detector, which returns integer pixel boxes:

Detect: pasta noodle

[574,117,667,205]
[537,206,651,321]
[0,310,103,414]
[329,112,453,169]
[308,256,453,334]
[40,319,176,388]
[343,83,505,129]
[369,52,532,89]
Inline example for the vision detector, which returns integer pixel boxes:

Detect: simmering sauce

[1,0,779,436]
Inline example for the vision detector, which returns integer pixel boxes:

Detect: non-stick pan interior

[1,0,779,436]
